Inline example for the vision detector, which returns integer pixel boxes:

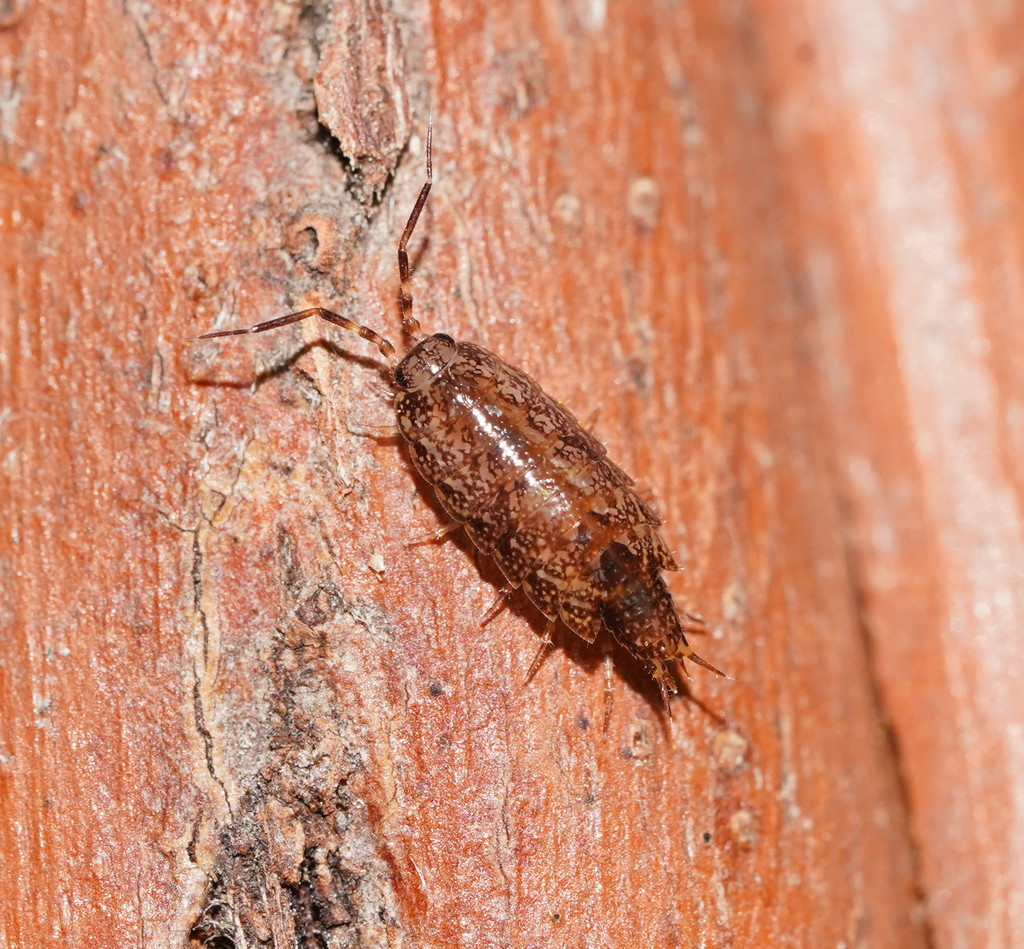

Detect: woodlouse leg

[405,522,461,547]
[655,670,676,719]
[481,587,512,626]
[365,378,398,402]
[679,609,708,633]
[602,649,616,732]
[195,307,398,369]
[397,122,432,342]
[524,625,555,684]
[344,421,400,439]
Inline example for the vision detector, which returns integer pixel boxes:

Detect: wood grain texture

[1,0,1017,947]
[754,4,1024,947]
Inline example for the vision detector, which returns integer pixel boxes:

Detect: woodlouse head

[393,334,459,391]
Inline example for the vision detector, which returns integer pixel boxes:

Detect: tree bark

[2,1,1020,947]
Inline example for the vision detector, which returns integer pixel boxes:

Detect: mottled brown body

[197,126,720,707]
[393,334,716,699]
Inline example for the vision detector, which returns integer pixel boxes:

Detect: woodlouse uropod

[197,126,724,713]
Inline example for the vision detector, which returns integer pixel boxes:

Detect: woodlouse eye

[394,334,458,390]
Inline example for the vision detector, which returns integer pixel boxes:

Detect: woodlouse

[198,127,723,712]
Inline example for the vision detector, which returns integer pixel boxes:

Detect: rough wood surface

[1,1,1019,947]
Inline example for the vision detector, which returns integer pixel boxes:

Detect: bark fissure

[836,529,938,949]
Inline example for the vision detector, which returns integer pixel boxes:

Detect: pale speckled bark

[3,1,1019,947]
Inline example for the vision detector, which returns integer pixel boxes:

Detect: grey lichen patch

[712,728,749,775]
[621,723,654,761]
[186,619,403,948]
[188,777,402,948]
[295,582,346,628]
[189,899,242,949]
[728,807,760,850]
[627,176,661,233]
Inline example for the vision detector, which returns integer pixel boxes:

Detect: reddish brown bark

[2,1,1020,947]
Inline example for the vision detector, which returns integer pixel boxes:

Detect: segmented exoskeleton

[198,126,723,710]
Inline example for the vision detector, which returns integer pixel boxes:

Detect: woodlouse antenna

[195,128,437,367]
[195,307,398,369]
[398,121,432,342]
